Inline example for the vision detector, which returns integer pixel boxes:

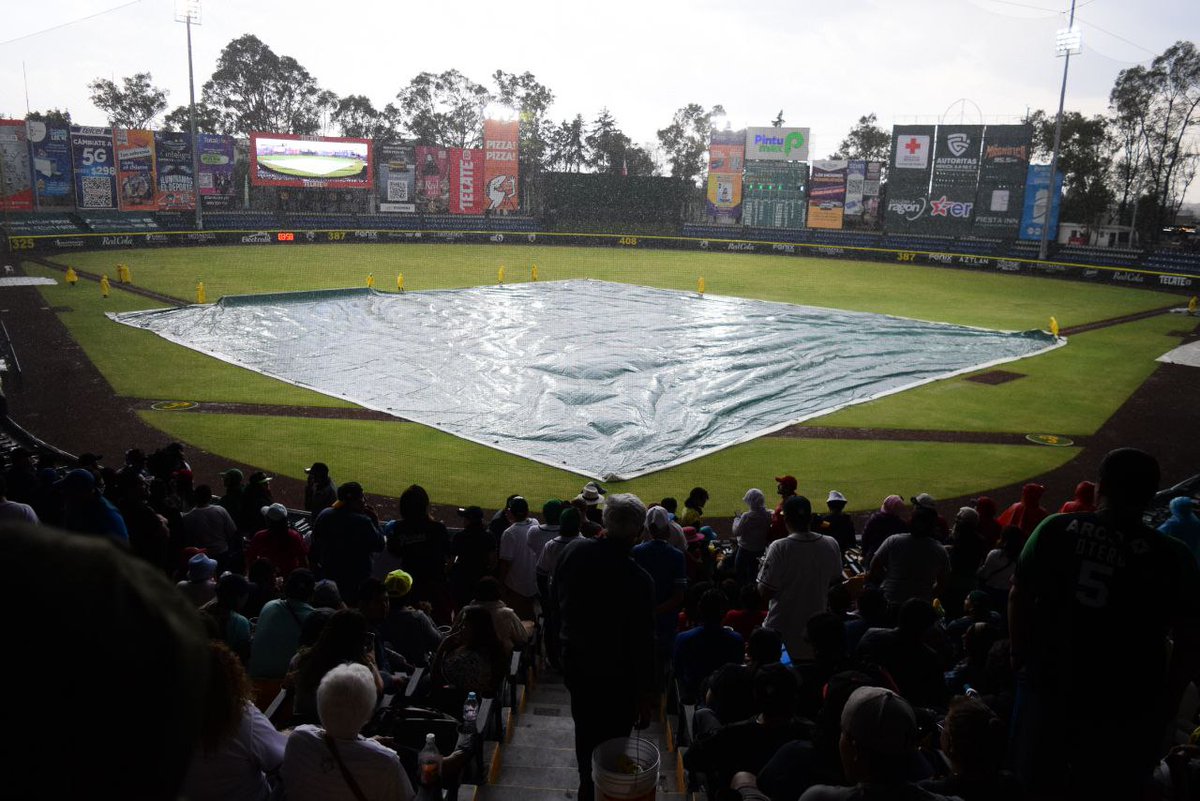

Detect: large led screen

[250,133,373,189]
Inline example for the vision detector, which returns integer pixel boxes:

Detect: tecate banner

[744,127,810,162]
[450,147,486,215]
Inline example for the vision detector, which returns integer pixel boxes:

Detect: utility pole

[1039,0,1080,261]
[176,0,204,230]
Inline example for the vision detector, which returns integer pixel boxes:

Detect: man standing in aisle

[554,493,656,801]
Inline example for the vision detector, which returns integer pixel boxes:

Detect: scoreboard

[742,161,809,230]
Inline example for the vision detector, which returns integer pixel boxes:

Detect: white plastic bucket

[592,736,660,801]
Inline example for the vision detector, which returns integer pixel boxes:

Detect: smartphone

[364,632,376,654]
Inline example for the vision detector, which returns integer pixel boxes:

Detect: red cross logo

[904,138,922,155]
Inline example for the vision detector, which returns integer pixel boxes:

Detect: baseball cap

[911,492,937,511]
[54,468,96,494]
[220,468,243,482]
[305,462,329,476]
[76,452,104,466]
[187,552,218,583]
[507,496,530,517]
[542,499,564,524]
[247,471,273,486]
[384,569,414,598]
[312,580,343,609]
[775,475,798,492]
[261,503,288,523]
[841,686,918,756]
[457,505,484,521]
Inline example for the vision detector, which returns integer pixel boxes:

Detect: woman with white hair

[733,488,771,586]
[281,662,414,801]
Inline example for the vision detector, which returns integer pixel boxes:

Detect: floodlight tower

[1039,0,1080,261]
[176,0,204,230]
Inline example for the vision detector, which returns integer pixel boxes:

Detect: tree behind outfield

[657,103,724,185]
[396,70,490,148]
[26,108,73,126]
[1027,109,1114,235]
[832,112,890,162]
[88,72,168,129]
[200,34,325,136]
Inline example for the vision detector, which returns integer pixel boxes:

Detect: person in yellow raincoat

[100,274,111,298]
[65,267,78,287]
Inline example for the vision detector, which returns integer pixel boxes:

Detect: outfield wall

[6,227,1196,293]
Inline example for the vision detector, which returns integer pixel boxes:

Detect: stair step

[494,764,582,789]
[476,788,688,801]
[501,744,578,769]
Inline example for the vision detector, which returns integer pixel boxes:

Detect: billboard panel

[891,125,935,177]
[707,129,744,223]
[742,161,808,229]
[0,120,34,212]
[71,126,117,210]
[154,131,196,210]
[251,132,373,189]
[973,125,1032,235]
[26,122,74,210]
[844,160,866,217]
[483,119,520,212]
[113,128,157,211]
[415,146,450,213]
[744,127,810,162]
[1019,165,1064,242]
[450,148,486,215]
[807,160,847,229]
[198,134,236,210]
[377,142,415,212]
[931,125,983,191]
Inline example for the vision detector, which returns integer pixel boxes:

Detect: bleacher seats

[202,211,281,230]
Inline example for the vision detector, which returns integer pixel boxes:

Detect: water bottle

[418,732,442,786]
[462,691,479,731]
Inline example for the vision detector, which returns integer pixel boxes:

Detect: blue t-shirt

[672,624,744,700]
[632,539,687,641]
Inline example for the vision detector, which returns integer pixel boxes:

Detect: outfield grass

[139,411,1081,512]
[24,244,1183,503]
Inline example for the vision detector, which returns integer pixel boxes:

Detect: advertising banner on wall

[483,119,520,212]
[890,125,935,186]
[744,127,810,162]
[863,161,883,198]
[844,160,867,217]
[26,122,74,209]
[376,142,415,213]
[0,120,34,212]
[415,146,449,213]
[71,126,117,210]
[972,125,1032,235]
[250,133,373,190]
[113,128,158,211]
[1019,164,1064,242]
[450,147,486,215]
[197,134,236,210]
[807,160,847,229]
[706,129,744,223]
[154,131,196,210]
[931,125,983,191]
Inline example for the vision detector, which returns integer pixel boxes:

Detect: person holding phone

[292,609,384,725]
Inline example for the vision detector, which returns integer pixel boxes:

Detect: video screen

[250,133,373,189]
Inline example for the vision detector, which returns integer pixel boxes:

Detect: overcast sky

[2,0,1197,198]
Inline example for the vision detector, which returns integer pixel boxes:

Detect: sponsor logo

[946,133,971,157]
[186,232,216,243]
[1083,269,1100,279]
[457,152,477,210]
[984,144,1027,163]
[895,135,930,169]
[490,234,505,243]
[956,256,991,266]
[727,243,755,252]
[386,231,421,240]
[101,236,133,247]
[1159,275,1192,287]
[771,244,796,254]
[1026,433,1074,447]
[241,232,271,244]
[146,234,169,244]
[996,260,1021,272]
[887,197,928,221]
[52,238,85,248]
[527,234,537,243]
[1113,271,1145,283]
[929,254,954,264]
[751,130,807,157]
[929,196,974,218]
[814,246,845,256]
[699,240,710,249]
[353,231,379,240]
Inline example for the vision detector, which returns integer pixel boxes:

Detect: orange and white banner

[483,119,519,212]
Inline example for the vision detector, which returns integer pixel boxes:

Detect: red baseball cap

[775,475,798,492]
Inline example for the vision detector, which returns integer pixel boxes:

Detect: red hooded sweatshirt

[1059,481,1097,514]
[997,483,1048,538]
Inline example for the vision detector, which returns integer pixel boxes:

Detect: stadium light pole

[176,0,204,231]
[1038,0,1080,261]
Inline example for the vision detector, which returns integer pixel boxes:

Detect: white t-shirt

[281,725,413,801]
[0,500,38,525]
[182,504,238,555]
[757,530,844,662]
[181,702,287,801]
[500,518,540,597]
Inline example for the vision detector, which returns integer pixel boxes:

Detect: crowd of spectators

[8,441,1200,801]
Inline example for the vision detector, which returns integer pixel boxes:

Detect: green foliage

[656,103,725,185]
[201,34,324,136]
[1025,109,1115,230]
[87,72,168,129]
[26,108,72,126]
[492,70,555,170]
[395,70,490,148]
[162,101,222,134]
[832,113,890,161]
[331,95,401,142]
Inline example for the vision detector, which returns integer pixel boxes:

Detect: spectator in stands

[497,495,539,620]
[529,498,563,559]
[3,447,38,503]
[455,576,529,656]
[814,491,856,553]
[861,494,907,563]
[537,506,581,669]
[1010,448,1200,799]
[770,475,799,541]
[246,502,309,576]
[911,492,950,542]
[249,568,316,680]
[238,471,274,538]
[673,588,744,703]
[680,486,710,528]
[181,641,288,801]
[945,619,1001,697]
[449,505,496,609]
[29,467,61,527]
[281,662,414,801]
[758,495,844,662]
[0,474,37,524]
[432,605,508,700]
[217,467,245,523]
[292,609,383,724]
[180,551,219,607]
[6,521,209,801]
[944,506,986,619]
[734,488,772,585]
[117,447,149,486]
[724,583,767,643]
[358,576,413,695]
[996,483,1048,539]
[201,572,255,664]
[575,481,607,527]
[56,467,128,543]
[381,568,444,669]
[382,484,452,623]
[704,627,783,726]
[843,585,889,655]
[795,612,860,720]
[312,579,345,610]
[245,558,280,618]
[114,470,170,571]
[1160,496,1200,566]
[303,461,337,516]
[311,482,384,606]
[635,505,689,683]
[945,590,1003,654]
[977,525,1022,613]
[856,599,949,711]
[554,493,656,801]
[1059,480,1096,514]
[182,484,237,569]
[920,695,1024,801]
[488,493,520,551]
[868,504,949,611]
